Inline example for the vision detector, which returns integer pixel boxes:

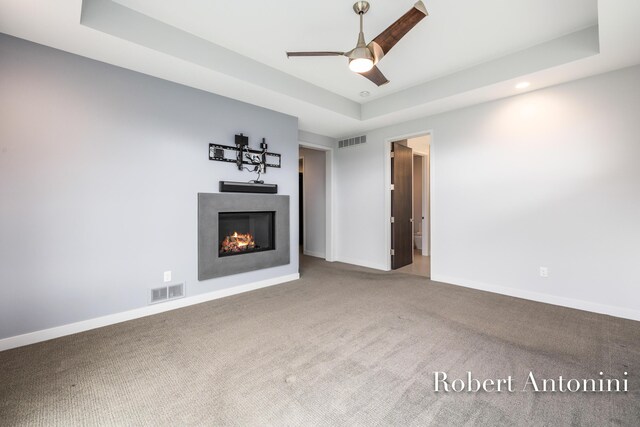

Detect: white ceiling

[1,0,639,137]
[111,0,597,101]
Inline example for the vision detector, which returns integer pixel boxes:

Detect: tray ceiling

[1,0,639,137]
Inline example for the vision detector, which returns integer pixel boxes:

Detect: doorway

[299,145,329,259]
[390,135,431,277]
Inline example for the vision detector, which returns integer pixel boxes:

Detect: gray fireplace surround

[198,193,290,280]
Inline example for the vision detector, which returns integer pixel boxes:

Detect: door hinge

[391,249,395,256]
[390,152,395,158]
[390,184,395,190]
[410,218,413,223]
[390,217,395,223]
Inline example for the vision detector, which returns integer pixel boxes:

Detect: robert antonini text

[433,371,629,393]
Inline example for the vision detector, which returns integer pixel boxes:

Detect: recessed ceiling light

[359,91,370,98]
[515,81,531,90]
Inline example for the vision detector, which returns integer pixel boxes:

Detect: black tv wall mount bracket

[208,134,282,173]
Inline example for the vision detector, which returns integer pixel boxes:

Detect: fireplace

[218,211,275,257]
[198,193,290,280]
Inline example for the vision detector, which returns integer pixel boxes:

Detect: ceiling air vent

[150,283,185,304]
[338,135,367,148]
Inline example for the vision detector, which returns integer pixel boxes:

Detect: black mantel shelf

[219,181,278,194]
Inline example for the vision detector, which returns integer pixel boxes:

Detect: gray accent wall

[0,34,299,340]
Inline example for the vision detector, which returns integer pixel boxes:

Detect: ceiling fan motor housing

[353,1,370,15]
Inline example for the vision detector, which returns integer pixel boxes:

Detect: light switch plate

[163,271,172,283]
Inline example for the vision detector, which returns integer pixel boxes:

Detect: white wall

[299,147,326,258]
[0,34,300,341]
[334,139,387,269]
[298,130,335,150]
[335,65,640,319]
[424,153,430,255]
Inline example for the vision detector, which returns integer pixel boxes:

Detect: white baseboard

[431,274,640,322]
[302,249,325,259]
[0,273,300,352]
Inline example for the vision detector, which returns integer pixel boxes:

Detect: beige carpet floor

[1,256,639,426]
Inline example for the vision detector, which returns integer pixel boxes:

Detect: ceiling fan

[286,1,428,87]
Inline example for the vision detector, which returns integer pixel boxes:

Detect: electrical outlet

[539,267,548,278]
[163,271,172,283]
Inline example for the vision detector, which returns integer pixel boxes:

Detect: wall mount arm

[208,134,282,173]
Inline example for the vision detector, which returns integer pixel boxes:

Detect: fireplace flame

[220,231,256,254]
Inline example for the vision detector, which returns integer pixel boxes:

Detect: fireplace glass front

[218,211,275,257]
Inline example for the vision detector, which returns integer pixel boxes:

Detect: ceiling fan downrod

[348,2,374,72]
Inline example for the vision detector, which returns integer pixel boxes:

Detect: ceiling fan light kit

[286,1,429,87]
[349,57,374,73]
[348,45,374,72]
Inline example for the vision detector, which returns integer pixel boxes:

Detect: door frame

[422,152,430,256]
[384,130,434,271]
[298,141,335,262]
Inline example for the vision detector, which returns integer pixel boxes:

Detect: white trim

[303,249,326,259]
[325,148,336,262]
[384,139,391,270]
[299,141,335,262]
[431,274,640,322]
[0,273,300,352]
[411,150,414,264]
[422,152,429,256]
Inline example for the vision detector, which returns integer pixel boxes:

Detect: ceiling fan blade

[358,66,390,87]
[368,1,428,60]
[286,51,344,57]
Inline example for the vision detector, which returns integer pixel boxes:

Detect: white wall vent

[338,135,367,148]
[150,283,185,304]
[168,283,185,299]
[151,287,168,303]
